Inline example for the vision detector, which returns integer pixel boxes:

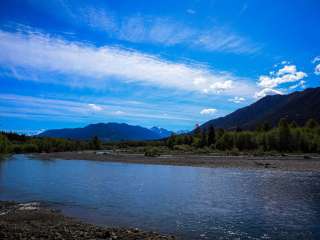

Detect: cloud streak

[79,8,259,54]
[88,103,103,111]
[0,29,257,97]
[200,108,217,115]
[193,28,259,54]
[0,94,194,123]
[228,96,245,103]
[15,1,259,55]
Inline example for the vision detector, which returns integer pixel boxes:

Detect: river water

[0,155,320,239]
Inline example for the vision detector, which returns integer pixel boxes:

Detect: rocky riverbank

[0,201,175,240]
[32,151,320,171]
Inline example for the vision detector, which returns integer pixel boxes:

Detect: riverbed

[33,151,320,171]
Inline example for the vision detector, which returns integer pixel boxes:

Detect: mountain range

[39,123,173,141]
[39,88,320,140]
[150,126,173,138]
[201,87,320,130]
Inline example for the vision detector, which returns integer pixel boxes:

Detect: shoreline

[0,201,175,240]
[31,151,320,171]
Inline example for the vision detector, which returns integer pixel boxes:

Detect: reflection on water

[0,155,320,239]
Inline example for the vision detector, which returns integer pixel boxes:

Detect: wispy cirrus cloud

[77,7,259,54]
[113,110,125,115]
[15,1,259,55]
[0,94,194,123]
[186,9,196,15]
[116,16,195,47]
[0,28,257,97]
[81,7,116,32]
[228,96,245,103]
[193,28,259,54]
[88,103,103,111]
[312,56,320,64]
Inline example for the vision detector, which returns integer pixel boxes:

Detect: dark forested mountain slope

[201,87,320,130]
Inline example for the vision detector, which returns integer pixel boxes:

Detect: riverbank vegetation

[0,132,102,154]
[166,118,320,153]
[1,118,320,155]
[110,118,320,155]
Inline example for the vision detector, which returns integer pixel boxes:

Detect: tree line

[0,132,102,154]
[1,118,320,154]
[165,118,320,153]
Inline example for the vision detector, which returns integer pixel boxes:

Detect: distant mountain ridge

[201,87,320,130]
[38,123,172,141]
[150,126,173,138]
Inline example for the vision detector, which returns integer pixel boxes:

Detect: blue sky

[0,0,320,133]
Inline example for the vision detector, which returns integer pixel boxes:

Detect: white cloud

[315,64,320,75]
[289,80,306,90]
[277,65,296,76]
[228,96,245,103]
[254,88,283,99]
[186,9,196,14]
[281,60,289,65]
[0,29,257,96]
[209,80,233,93]
[312,56,320,64]
[200,108,217,115]
[312,56,320,75]
[202,80,234,94]
[88,103,103,111]
[255,64,307,99]
[258,65,307,89]
[113,110,125,115]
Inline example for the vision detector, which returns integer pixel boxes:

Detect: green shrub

[10,144,23,153]
[173,144,192,152]
[23,144,39,153]
[228,147,240,156]
[215,132,234,150]
[0,134,9,153]
[234,132,257,150]
[144,147,161,157]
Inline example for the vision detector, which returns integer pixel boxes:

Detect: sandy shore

[0,201,175,240]
[31,151,320,171]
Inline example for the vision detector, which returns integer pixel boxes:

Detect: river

[0,155,320,239]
